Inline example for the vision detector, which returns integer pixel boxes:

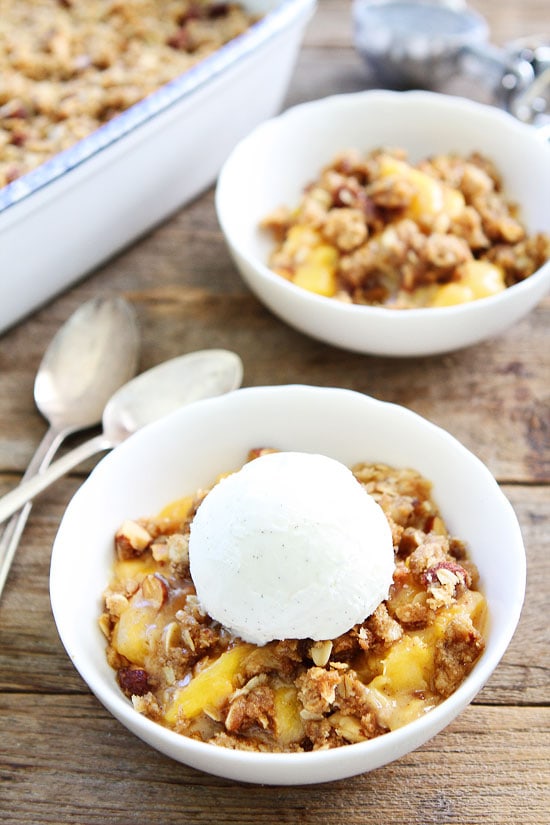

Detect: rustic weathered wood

[0,0,548,822]
[1,698,548,824]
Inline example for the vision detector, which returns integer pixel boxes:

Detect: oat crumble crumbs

[0,0,257,187]
[261,148,550,308]
[100,449,487,753]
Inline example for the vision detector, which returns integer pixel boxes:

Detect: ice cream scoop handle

[0,433,109,525]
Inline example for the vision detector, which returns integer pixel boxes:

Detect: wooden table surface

[1,1,548,822]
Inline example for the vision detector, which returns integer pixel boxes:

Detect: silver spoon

[0,349,243,526]
[0,296,140,596]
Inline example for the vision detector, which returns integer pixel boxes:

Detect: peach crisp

[0,0,258,188]
[261,148,550,308]
[100,452,487,752]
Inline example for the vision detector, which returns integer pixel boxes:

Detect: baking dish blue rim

[0,0,315,215]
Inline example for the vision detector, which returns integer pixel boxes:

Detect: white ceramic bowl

[216,90,550,356]
[0,0,316,334]
[50,385,525,785]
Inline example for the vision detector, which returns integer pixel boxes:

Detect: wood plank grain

[1,698,548,825]
[474,0,550,43]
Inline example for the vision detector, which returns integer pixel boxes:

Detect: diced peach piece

[441,186,466,219]
[430,282,474,307]
[164,644,255,723]
[157,495,194,525]
[374,634,433,693]
[431,260,505,307]
[330,711,365,743]
[293,245,339,296]
[293,263,336,296]
[462,590,487,630]
[273,685,304,746]
[459,259,506,300]
[284,224,321,254]
[113,555,158,584]
[112,602,157,666]
[378,156,465,221]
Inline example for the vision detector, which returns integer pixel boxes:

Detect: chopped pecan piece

[423,561,472,590]
[115,520,153,560]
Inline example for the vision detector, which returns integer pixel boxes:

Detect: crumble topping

[261,148,550,307]
[100,451,487,752]
[0,0,257,187]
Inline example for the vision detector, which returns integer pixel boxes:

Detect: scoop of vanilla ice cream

[188,451,395,646]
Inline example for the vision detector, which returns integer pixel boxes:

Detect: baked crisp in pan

[0,0,257,187]
[100,451,487,752]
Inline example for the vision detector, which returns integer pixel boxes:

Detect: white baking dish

[0,0,316,334]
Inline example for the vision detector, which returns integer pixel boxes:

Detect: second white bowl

[216,90,550,356]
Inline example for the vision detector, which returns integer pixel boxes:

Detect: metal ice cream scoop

[352,0,549,120]
[505,36,550,126]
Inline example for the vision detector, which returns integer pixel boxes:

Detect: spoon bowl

[0,296,140,598]
[102,350,244,444]
[34,296,140,431]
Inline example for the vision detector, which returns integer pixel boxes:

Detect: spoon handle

[0,427,66,597]
[0,433,110,527]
